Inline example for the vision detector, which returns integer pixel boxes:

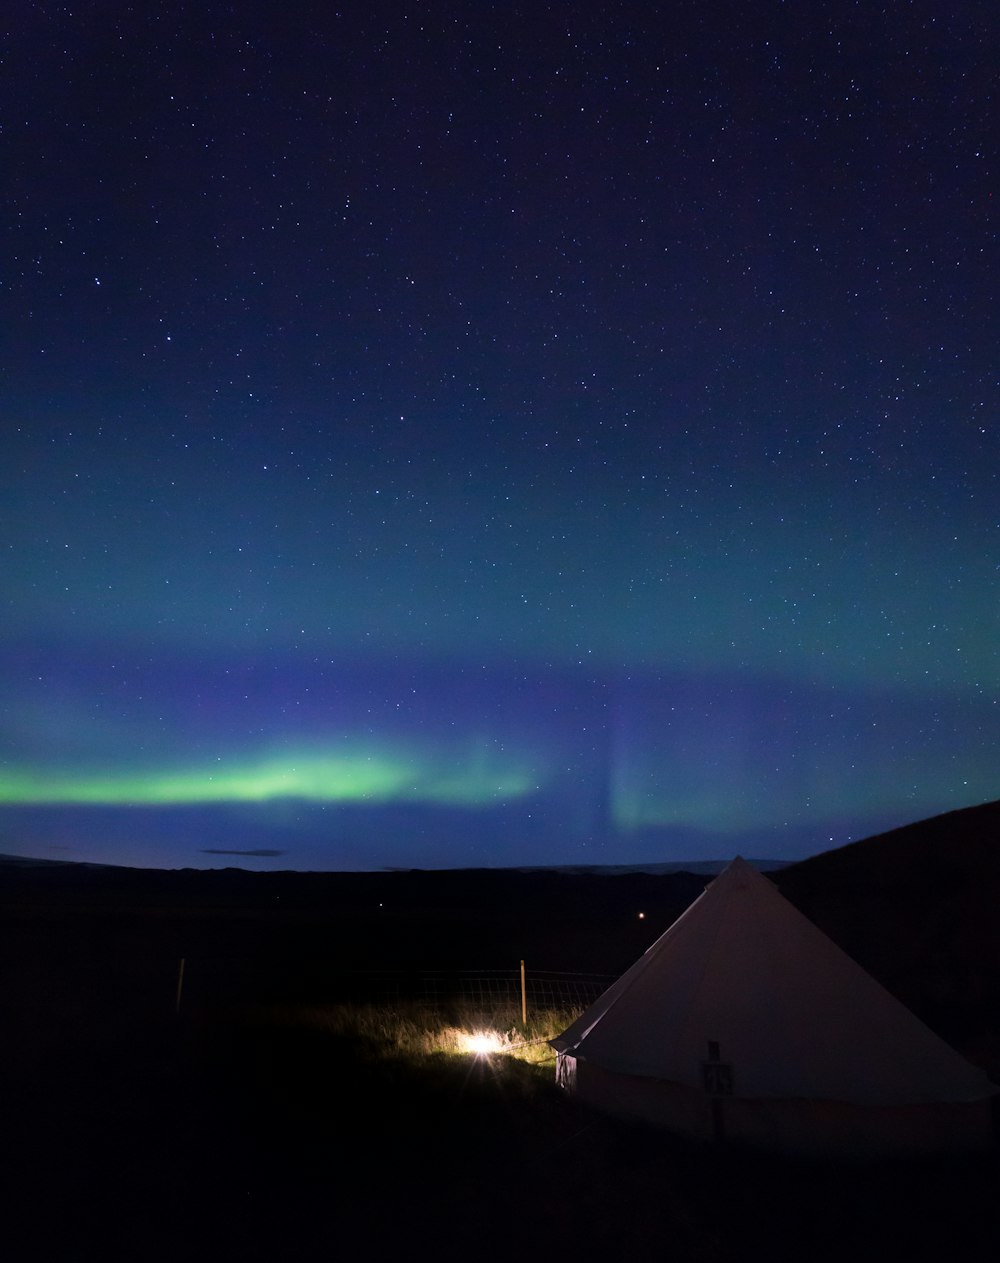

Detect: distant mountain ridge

[0,850,788,876]
[3,795,998,877]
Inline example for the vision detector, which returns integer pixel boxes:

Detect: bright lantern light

[462,1031,504,1055]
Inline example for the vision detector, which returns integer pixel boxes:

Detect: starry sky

[2,1,997,870]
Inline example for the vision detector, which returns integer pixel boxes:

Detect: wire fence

[285,966,615,1011]
[400,968,615,1013]
[174,958,616,1020]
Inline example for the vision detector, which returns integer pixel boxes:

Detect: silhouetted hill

[515,858,788,875]
[782,799,1000,885]
[0,851,114,869]
[777,799,1000,1076]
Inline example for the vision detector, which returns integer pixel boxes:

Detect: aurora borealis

[2,3,997,869]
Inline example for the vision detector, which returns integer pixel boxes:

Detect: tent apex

[713,855,759,886]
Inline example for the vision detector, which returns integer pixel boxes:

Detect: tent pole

[520,959,527,1028]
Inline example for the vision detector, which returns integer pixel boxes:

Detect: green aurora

[0,746,541,809]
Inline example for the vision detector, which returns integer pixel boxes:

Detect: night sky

[2,2,997,870]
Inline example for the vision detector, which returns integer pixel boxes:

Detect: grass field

[5,990,1000,1262]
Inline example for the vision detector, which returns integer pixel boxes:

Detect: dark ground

[3,820,1000,1261]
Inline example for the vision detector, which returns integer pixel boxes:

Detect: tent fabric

[553,857,995,1109]
[557,1057,994,1158]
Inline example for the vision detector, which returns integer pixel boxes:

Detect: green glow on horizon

[611,772,1000,836]
[0,747,539,808]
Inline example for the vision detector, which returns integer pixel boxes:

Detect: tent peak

[713,855,759,887]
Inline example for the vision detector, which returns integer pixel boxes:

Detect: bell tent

[552,857,996,1157]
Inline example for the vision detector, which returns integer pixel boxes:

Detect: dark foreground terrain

[4,815,1000,1262]
[7,1007,1000,1263]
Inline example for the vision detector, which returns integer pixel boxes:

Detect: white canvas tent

[552,857,996,1157]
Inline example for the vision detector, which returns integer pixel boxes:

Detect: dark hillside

[0,861,708,1034]
[777,800,1000,1078]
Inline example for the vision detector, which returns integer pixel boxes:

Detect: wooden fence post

[175,957,186,1017]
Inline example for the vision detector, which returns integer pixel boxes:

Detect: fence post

[175,957,186,1017]
[520,959,527,1028]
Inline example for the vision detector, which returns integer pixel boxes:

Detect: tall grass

[259,999,578,1069]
